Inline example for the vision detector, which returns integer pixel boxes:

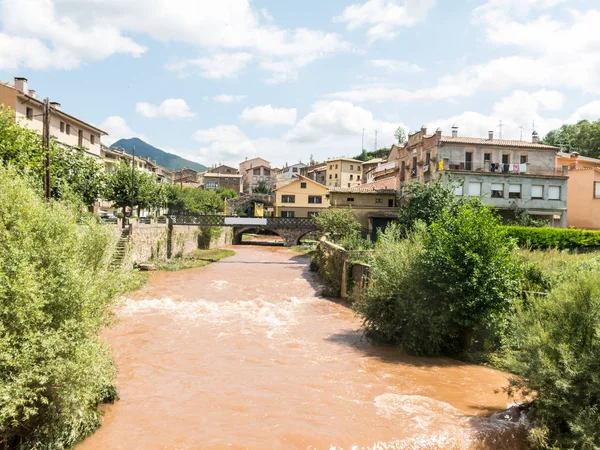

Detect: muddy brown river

[78,246,527,449]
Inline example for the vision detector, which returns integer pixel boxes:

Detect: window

[357,165,361,171]
[60,121,65,132]
[454,185,464,196]
[509,184,522,199]
[335,174,338,179]
[595,182,600,199]
[531,185,543,199]
[520,155,528,164]
[502,154,510,164]
[329,165,333,170]
[375,198,383,204]
[253,168,260,175]
[350,174,354,181]
[347,197,354,202]
[66,124,71,135]
[300,182,307,189]
[308,196,322,204]
[388,199,394,207]
[350,165,354,170]
[90,134,95,145]
[292,167,298,173]
[335,164,338,169]
[468,181,481,196]
[78,130,83,147]
[329,174,332,179]
[281,195,295,203]
[465,152,473,171]
[484,153,491,165]
[348,183,351,187]
[205,181,218,189]
[357,176,360,181]
[548,186,561,200]
[491,183,504,198]
[26,107,33,120]
[281,211,295,218]
[425,152,431,166]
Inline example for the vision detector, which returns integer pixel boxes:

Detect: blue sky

[0,0,599,167]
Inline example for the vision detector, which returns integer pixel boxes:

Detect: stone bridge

[166,215,320,247]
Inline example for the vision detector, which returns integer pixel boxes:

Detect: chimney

[28,90,36,98]
[488,130,494,140]
[571,151,580,159]
[50,101,61,111]
[451,125,458,138]
[421,125,427,135]
[14,77,27,93]
[436,128,442,139]
[532,131,539,144]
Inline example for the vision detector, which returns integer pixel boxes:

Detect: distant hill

[110,137,207,173]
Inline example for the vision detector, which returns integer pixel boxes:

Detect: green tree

[103,161,159,214]
[394,126,407,145]
[252,180,271,194]
[542,119,600,158]
[0,165,134,448]
[52,146,105,208]
[312,207,361,243]
[398,177,461,234]
[503,263,600,449]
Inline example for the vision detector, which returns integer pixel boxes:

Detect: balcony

[440,160,561,177]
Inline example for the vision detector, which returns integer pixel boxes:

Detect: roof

[329,177,397,194]
[557,152,600,164]
[308,166,327,173]
[362,158,385,165]
[273,174,329,192]
[1,81,108,135]
[440,136,559,150]
[326,157,364,164]
[202,173,242,178]
[245,164,271,171]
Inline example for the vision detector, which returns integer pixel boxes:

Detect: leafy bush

[312,207,361,243]
[357,199,522,356]
[505,226,600,249]
[0,166,134,449]
[503,264,600,449]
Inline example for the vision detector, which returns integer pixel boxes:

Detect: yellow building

[326,158,363,188]
[274,175,330,218]
[329,177,398,239]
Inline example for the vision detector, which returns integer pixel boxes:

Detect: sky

[0,0,599,168]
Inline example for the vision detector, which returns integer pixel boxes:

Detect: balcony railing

[440,160,561,177]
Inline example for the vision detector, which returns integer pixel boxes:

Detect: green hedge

[504,226,600,249]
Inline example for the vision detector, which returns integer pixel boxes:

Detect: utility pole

[361,128,365,151]
[374,130,378,151]
[42,98,51,200]
[497,120,504,139]
[519,125,524,141]
[131,144,135,233]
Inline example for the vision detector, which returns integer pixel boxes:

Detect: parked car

[138,216,152,224]
[99,214,118,224]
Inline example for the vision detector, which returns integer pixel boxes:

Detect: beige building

[239,157,273,193]
[326,158,363,188]
[0,77,106,157]
[274,175,330,218]
[329,177,398,238]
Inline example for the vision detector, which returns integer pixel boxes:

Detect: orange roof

[329,177,396,194]
[440,136,558,149]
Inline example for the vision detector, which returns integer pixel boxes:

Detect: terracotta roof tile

[329,177,397,194]
[440,136,558,149]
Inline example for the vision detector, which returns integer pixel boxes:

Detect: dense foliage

[0,165,137,449]
[505,226,600,249]
[503,258,600,449]
[103,161,163,214]
[356,200,522,355]
[166,185,236,214]
[542,119,600,158]
[311,207,361,242]
[0,106,104,208]
[355,147,390,162]
[252,180,271,194]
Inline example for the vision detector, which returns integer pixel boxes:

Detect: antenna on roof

[497,120,504,139]
[519,125,524,141]
[361,128,365,151]
[374,130,378,151]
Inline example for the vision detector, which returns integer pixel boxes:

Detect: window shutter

[548,186,561,200]
[509,184,521,193]
[531,185,543,198]
[491,183,503,191]
[468,182,481,196]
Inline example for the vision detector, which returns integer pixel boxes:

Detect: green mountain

[110,137,207,173]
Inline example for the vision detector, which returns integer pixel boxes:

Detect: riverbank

[147,248,235,271]
[78,245,526,450]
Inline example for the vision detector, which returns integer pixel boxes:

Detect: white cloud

[240,105,297,127]
[370,59,423,73]
[0,0,351,80]
[213,94,247,103]
[135,99,195,119]
[99,116,146,145]
[335,0,436,42]
[166,53,253,79]
[285,100,405,147]
[192,125,256,165]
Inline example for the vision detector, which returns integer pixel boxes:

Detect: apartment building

[305,163,327,185]
[556,152,600,229]
[239,157,273,193]
[394,126,568,227]
[274,175,330,218]
[0,77,106,157]
[326,158,363,188]
[199,172,243,194]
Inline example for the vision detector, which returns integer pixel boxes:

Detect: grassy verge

[150,248,235,271]
[291,241,318,254]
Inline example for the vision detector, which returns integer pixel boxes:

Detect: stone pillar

[166,219,173,259]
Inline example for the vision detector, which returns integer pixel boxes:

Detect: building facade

[200,172,243,194]
[0,77,106,157]
[274,175,330,218]
[239,157,272,193]
[393,126,568,227]
[326,158,363,188]
[305,163,327,185]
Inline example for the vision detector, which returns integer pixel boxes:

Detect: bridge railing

[166,214,317,229]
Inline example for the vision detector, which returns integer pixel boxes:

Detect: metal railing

[166,214,318,229]
[440,160,560,176]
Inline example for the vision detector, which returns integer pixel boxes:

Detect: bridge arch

[232,227,284,245]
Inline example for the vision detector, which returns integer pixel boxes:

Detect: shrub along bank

[505,225,600,249]
[0,165,144,449]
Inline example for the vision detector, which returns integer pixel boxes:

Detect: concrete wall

[329,192,397,229]
[275,177,329,217]
[326,160,363,188]
[567,169,600,229]
[198,227,234,249]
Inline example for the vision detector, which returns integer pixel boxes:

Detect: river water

[78,246,527,450]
